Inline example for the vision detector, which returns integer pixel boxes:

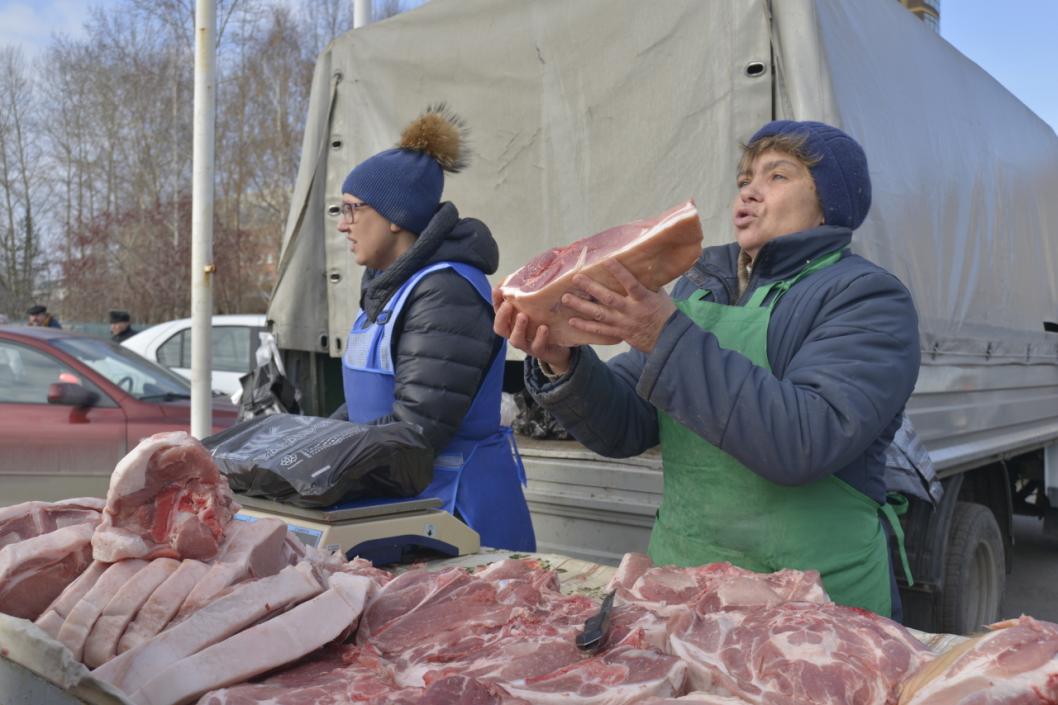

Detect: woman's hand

[493,288,573,374]
[563,259,677,354]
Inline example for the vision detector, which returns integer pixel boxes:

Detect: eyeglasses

[339,202,372,224]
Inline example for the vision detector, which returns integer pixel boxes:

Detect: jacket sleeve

[524,343,660,458]
[369,270,498,452]
[637,271,920,485]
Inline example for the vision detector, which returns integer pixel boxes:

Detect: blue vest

[342,261,536,552]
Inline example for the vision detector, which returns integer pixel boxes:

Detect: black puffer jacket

[335,202,502,453]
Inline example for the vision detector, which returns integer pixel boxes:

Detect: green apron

[648,249,911,617]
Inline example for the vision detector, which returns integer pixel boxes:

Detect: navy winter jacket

[333,202,503,453]
[524,225,921,504]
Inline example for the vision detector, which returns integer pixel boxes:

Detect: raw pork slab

[898,615,1058,705]
[607,553,829,616]
[94,563,324,694]
[56,559,148,662]
[0,498,102,547]
[130,573,375,705]
[174,517,288,619]
[82,557,180,668]
[116,558,209,653]
[502,645,687,705]
[35,560,109,638]
[499,201,703,346]
[0,522,95,620]
[92,431,239,563]
[669,601,932,705]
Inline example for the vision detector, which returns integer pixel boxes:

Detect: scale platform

[234,494,480,567]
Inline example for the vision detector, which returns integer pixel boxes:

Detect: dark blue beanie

[749,120,872,230]
[342,148,443,236]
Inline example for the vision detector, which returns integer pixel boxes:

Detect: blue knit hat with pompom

[342,104,467,235]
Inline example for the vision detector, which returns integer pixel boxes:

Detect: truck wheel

[940,502,1005,635]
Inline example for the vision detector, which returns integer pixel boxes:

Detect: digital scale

[234,494,480,566]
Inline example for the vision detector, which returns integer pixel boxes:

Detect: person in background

[332,104,535,552]
[495,120,920,620]
[26,304,61,328]
[109,310,137,343]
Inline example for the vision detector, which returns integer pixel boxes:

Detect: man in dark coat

[109,310,137,343]
[26,304,61,328]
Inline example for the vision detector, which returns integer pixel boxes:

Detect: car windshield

[53,336,192,400]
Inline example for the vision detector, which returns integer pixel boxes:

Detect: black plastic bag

[511,389,571,440]
[236,332,301,419]
[202,415,434,508]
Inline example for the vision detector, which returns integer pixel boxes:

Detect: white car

[122,314,267,396]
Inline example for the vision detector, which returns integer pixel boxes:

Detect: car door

[0,340,127,501]
[155,324,256,395]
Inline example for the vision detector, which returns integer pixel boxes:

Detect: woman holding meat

[334,104,535,552]
[494,120,919,619]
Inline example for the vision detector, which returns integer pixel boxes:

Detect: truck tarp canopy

[269,0,1058,467]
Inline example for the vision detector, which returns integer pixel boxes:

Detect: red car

[0,325,239,503]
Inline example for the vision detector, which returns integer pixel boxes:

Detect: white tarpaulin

[269,0,1058,462]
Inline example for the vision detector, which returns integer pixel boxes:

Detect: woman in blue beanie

[336,104,535,553]
[496,120,920,619]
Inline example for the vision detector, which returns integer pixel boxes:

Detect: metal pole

[190,0,216,438]
[353,0,371,29]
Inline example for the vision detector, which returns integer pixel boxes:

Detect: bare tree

[0,47,47,318]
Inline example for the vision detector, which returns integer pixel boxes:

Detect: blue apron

[342,261,536,552]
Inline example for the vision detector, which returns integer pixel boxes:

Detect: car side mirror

[48,382,100,409]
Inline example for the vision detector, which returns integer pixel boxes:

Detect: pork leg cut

[499,201,703,346]
[92,431,239,563]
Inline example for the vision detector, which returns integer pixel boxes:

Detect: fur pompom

[397,103,468,173]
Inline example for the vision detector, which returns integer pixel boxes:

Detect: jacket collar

[750,225,853,282]
[689,225,853,304]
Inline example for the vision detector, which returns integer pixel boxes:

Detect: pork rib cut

[92,431,239,563]
[898,615,1058,705]
[0,522,96,620]
[499,201,702,346]
[0,498,103,548]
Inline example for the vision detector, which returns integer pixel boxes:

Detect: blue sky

[0,0,1055,133]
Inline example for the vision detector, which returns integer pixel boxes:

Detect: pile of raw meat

[2,432,1057,705]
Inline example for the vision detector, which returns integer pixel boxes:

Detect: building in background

[899,0,940,32]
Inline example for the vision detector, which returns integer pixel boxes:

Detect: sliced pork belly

[82,557,180,667]
[92,431,238,563]
[93,563,324,694]
[899,615,1058,705]
[499,201,703,346]
[174,517,288,620]
[0,498,103,548]
[0,522,95,620]
[118,558,209,653]
[35,560,109,638]
[129,573,377,705]
[56,559,147,662]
